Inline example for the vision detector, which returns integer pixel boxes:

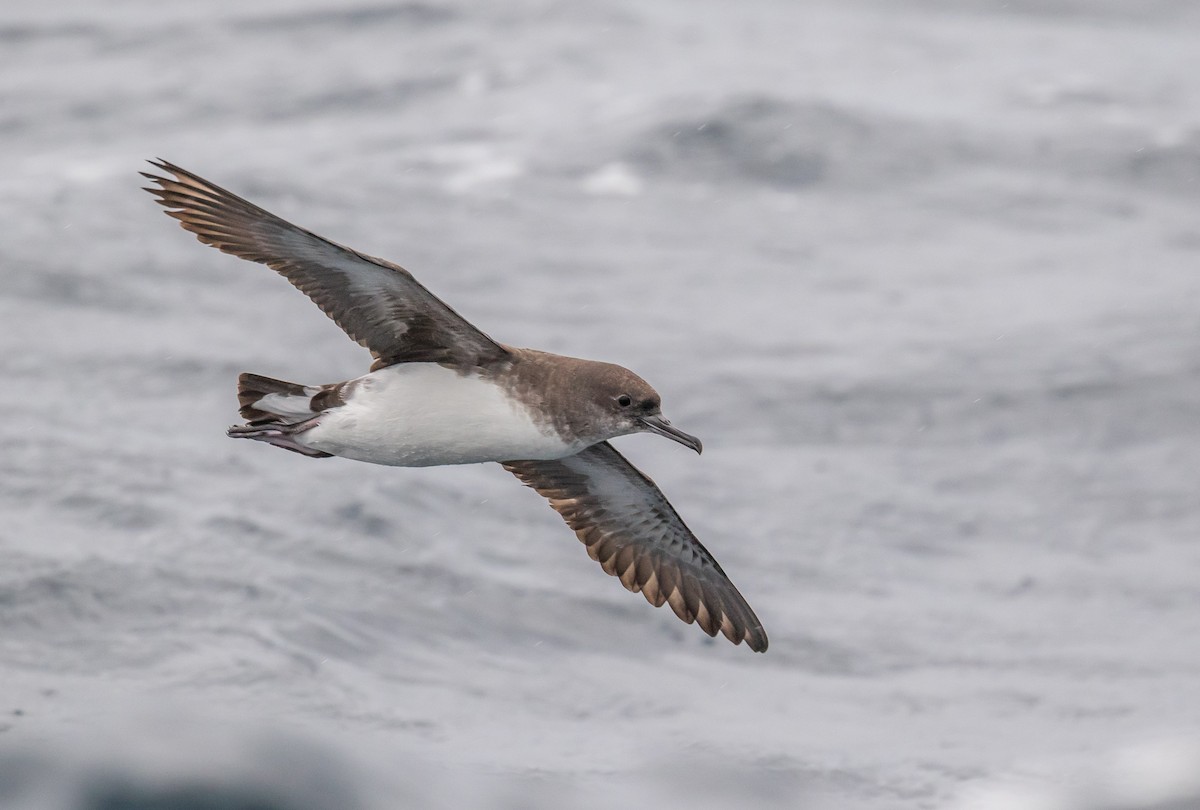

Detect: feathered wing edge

[141,159,510,371]
[504,442,768,652]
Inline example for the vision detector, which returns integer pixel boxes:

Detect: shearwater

[143,160,767,653]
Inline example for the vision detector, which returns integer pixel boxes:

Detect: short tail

[231,372,347,459]
[237,372,317,424]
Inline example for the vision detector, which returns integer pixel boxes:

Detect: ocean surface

[2,1,1199,808]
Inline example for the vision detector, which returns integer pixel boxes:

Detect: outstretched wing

[504,442,768,652]
[142,160,510,371]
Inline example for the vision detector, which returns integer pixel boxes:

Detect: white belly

[297,364,580,466]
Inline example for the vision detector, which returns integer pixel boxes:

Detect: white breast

[297,364,581,467]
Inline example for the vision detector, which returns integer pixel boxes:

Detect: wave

[625,95,976,191]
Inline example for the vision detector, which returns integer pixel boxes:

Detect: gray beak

[639,414,703,454]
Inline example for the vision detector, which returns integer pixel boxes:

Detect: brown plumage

[505,443,768,652]
[236,372,352,425]
[143,160,768,653]
[141,159,508,372]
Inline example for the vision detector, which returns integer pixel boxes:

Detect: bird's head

[576,362,702,454]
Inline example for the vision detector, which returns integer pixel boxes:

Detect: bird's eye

[617,394,633,407]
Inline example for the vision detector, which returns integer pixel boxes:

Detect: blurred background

[1,1,1199,808]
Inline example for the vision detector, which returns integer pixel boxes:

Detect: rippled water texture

[2,2,1200,808]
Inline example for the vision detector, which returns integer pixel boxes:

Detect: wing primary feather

[504,443,767,652]
[143,160,510,371]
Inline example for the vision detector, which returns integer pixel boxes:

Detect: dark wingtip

[140,160,174,197]
[143,158,188,182]
[748,629,768,653]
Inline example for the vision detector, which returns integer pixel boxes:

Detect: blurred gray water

[2,1,1199,808]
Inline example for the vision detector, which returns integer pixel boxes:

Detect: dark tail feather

[237,372,311,423]
[233,373,349,460]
